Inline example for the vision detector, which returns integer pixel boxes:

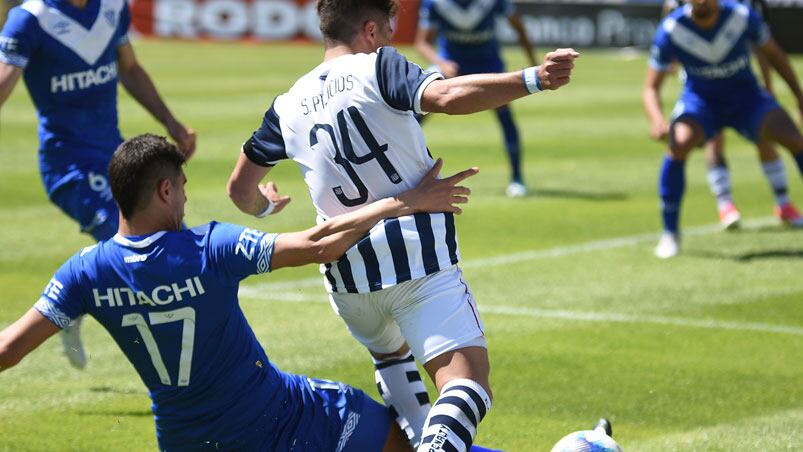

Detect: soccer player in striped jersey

[0,134,478,451]
[659,0,803,229]
[0,0,195,368]
[644,0,803,258]
[226,1,577,450]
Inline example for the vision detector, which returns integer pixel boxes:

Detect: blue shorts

[671,88,780,143]
[48,165,119,242]
[247,377,393,452]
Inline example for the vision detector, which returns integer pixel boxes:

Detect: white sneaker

[61,315,86,369]
[505,181,528,198]
[654,232,680,259]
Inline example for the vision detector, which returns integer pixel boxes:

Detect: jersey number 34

[310,106,403,207]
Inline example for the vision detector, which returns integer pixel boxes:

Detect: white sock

[417,378,492,452]
[706,165,733,209]
[374,351,431,447]
[761,159,790,206]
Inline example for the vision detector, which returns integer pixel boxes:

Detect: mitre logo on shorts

[51,62,118,94]
[0,37,19,52]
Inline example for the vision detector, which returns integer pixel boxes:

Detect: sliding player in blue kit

[0,134,479,451]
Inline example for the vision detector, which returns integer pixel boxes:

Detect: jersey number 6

[310,106,403,207]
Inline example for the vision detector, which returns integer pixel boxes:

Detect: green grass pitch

[1,41,802,451]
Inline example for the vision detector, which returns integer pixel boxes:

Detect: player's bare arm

[0,308,59,372]
[0,61,21,106]
[414,26,459,78]
[227,153,291,217]
[758,38,803,118]
[643,67,669,141]
[507,13,537,66]
[116,43,197,157]
[421,48,579,115]
[271,159,478,269]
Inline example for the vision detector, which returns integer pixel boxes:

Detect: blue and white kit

[33,222,392,451]
[0,0,130,239]
[650,0,780,142]
[418,0,515,74]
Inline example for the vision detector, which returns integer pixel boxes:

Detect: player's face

[689,0,718,20]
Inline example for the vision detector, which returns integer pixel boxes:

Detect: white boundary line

[239,217,803,336]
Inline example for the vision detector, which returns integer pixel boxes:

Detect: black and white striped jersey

[244,47,458,293]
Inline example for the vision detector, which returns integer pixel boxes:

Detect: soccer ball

[551,421,623,452]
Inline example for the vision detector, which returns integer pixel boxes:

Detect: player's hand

[400,158,479,215]
[166,117,197,159]
[438,60,460,79]
[258,181,291,216]
[650,119,670,141]
[537,48,580,91]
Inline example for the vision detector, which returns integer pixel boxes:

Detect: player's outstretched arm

[116,43,197,158]
[420,48,578,115]
[271,159,478,269]
[758,38,803,118]
[643,67,669,141]
[0,61,22,107]
[0,308,60,372]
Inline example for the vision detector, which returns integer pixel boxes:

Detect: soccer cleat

[60,315,87,369]
[775,202,803,228]
[505,181,528,198]
[718,202,741,230]
[654,232,680,259]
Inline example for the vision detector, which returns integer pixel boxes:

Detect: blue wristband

[523,66,541,94]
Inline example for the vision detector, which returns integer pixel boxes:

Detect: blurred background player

[644,0,803,258]
[0,0,196,367]
[415,0,536,197]
[227,1,576,449]
[661,0,802,229]
[0,134,479,451]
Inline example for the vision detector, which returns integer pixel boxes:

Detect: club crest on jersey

[103,9,117,27]
[53,21,71,36]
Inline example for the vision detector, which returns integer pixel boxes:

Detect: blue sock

[470,447,502,452]
[659,156,686,234]
[793,152,803,176]
[495,106,523,182]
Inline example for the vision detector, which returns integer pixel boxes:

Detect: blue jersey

[32,222,365,450]
[0,0,129,193]
[419,0,514,71]
[650,0,770,100]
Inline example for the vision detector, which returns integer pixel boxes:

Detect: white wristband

[255,198,275,218]
[522,66,542,94]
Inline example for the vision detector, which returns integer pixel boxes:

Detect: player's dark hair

[108,134,186,219]
[317,0,398,44]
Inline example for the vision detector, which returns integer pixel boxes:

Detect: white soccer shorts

[328,265,486,364]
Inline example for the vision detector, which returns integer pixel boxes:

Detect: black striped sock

[417,378,492,452]
[374,351,431,446]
